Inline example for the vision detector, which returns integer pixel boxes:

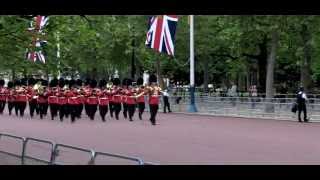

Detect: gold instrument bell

[33,82,44,95]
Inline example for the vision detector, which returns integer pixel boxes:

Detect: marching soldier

[7,81,15,115]
[58,78,68,122]
[136,77,145,120]
[122,78,128,119]
[0,79,7,114]
[111,78,122,120]
[27,78,37,118]
[47,78,59,120]
[86,80,99,120]
[67,79,79,123]
[14,79,28,117]
[37,80,49,119]
[75,79,84,119]
[125,79,137,121]
[98,79,109,122]
[108,80,115,118]
[83,78,91,117]
[136,74,162,125]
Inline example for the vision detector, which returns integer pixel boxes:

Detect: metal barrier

[22,137,55,165]
[0,133,151,165]
[93,151,144,165]
[0,133,25,165]
[51,143,95,165]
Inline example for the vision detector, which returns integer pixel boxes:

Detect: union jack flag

[145,15,178,56]
[26,15,48,63]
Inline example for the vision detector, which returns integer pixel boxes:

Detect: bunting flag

[26,15,49,63]
[145,15,178,56]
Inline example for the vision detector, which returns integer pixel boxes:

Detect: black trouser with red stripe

[59,104,68,121]
[123,103,128,119]
[15,101,26,117]
[109,102,114,118]
[8,101,14,115]
[149,104,159,125]
[38,103,48,119]
[49,103,59,120]
[127,104,136,121]
[29,99,37,118]
[137,102,145,120]
[113,103,121,120]
[87,104,97,120]
[76,104,83,118]
[0,100,6,114]
[69,104,78,122]
[99,105,108,121]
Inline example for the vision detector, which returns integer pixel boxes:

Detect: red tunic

[112,88,122,104]
[98,90,109,106]
[7,89,15,102]
[15,89,28,102]
[125,89,136,105]
[47,88,59,104]
[58,91,67,105]
[37,90,48,104]
[136,88,145,103]
[86,89,99,105]
[0,87,7,101]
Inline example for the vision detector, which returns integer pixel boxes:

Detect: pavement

[0,107,320,164]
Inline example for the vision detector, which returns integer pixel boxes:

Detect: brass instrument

[33,82,45,95]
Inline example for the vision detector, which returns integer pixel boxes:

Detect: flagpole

[56,31,61,79]
[188,15,197,112]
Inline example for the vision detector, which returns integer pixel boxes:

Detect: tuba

[33,82,44,95]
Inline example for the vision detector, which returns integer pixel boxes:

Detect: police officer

[297,87,309,122]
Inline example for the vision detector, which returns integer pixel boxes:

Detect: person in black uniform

[297,86,309,122]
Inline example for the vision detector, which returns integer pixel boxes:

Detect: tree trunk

[300,24,313,92]
[156,58,164,89]
[257,36,268,94]
[203,58,209,93]
[265,30,279,113]
[11,68,15,81]
[135,58,142,79]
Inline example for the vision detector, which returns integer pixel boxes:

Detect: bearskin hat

[68,79,76,88]
[7,81,14,88]
[136,77,143,86]
[85,78,91,86]
[149,74,157,84]
[112,78,120,86]
[21,78,28,86]
[122,78,128,86]
[76,79,83,87]
[41,79,48,86]
[28,78,36,86]
[126,78,133,86]
[58,78,65,88]
[14,79,21,86]
[0,79,5,86]
[99,79,107,88]
[90,79,97,88]
[49,78,58,87]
